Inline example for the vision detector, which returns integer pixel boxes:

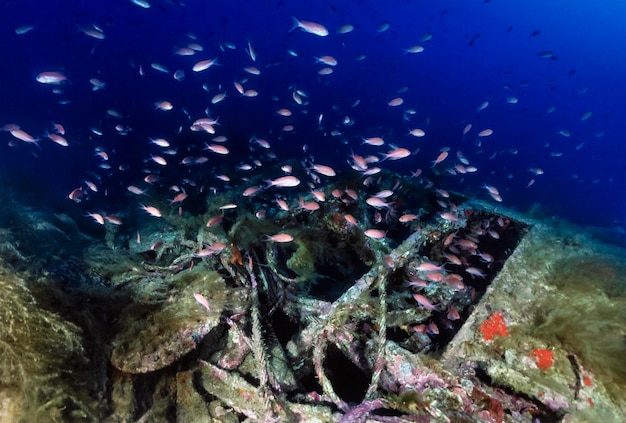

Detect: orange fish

[266,176,300,188]
[431,151,449,167]
[10,129,38,144]
[399,214,417,223]
[192,58,219,72]
[408,128,425,137]
[36,71,67,84]
[140,204,162,217]
[151,155,167,166]
[381,147,411,161]
[311,164,336,177]
[366,197,393,209]
[86,212,104,225]
[104,215,123,225]
[412,294,437,310]
[265,233,294,243]
[47,132,68,146]
[204,144,229,155]
[388,97,404,107]
[169,192,188,204]
[364,229,386,239]
[291,17,329,37]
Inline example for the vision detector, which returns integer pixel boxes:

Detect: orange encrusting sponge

[531,349,554,370]
[480,312,509,341]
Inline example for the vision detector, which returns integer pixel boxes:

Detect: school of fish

[4,7,563,259]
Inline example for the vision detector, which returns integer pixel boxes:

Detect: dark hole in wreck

[386,211,528,352]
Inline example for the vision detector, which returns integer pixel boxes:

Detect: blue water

[1,0,625,234]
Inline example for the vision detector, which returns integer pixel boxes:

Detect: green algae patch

[228,213,281,247]
[0,261,96,422]
[285,231,325,282]
[529,256,626,403]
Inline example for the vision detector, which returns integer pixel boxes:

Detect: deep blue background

[0,0,624,230]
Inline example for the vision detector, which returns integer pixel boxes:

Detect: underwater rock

[110,268,230,374]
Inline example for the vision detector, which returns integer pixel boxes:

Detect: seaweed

[0,260,97,422]
[530,256,626,404]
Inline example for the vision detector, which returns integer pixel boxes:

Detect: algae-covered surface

[0,179,624,422]
[443,216,626,421]
[0,261,95,422]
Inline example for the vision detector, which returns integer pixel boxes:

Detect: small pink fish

[425,272,444,282]
[366,197,393,209]
[104,215,123,225]
[349,152,368,170]
[399,214,418,223]
[465,267,486,278]
[266,176,300,188]
[204,144,229,155]
[431,151,449,167]
[51,122,65,135]
[192,58,219,72]
[310,164,336,177]
[381,147,411,161]
[388,97,404,107]
[10,129,38,144]
[151,155,167,166]
[427,322,439,335]
[408,128,425,137]
[364,229,386,239]
[410,168,423,178]
[298,198,320,211]
[36,71,67,84]
[140,204,162,217]
[169,192,188,204]
[243,186,262,197]
[275,198,290,211]
[86,212,104,225]
[373,190,393,199]
[408,278,429,288]
[251,137,270,149]
[478,252,494,263]
[154,100,173,111]
[362,136,385,146]
[447,305,461,320]
[445,274,465,290]
[68,187,85,202]
[83,181,97,194]
[205,215,224,227]
[412,293,437,310]
[291,17,329,37]
[127,185,147,195]
[483,184,500,196]
[440,212,458,222]
[311,190,325,202]
[193,292,211,313]
[344,214,357,226]
[47,132,68,146]
[416,262,445,272]
[443,254,462,266]
[265,233,294,243]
